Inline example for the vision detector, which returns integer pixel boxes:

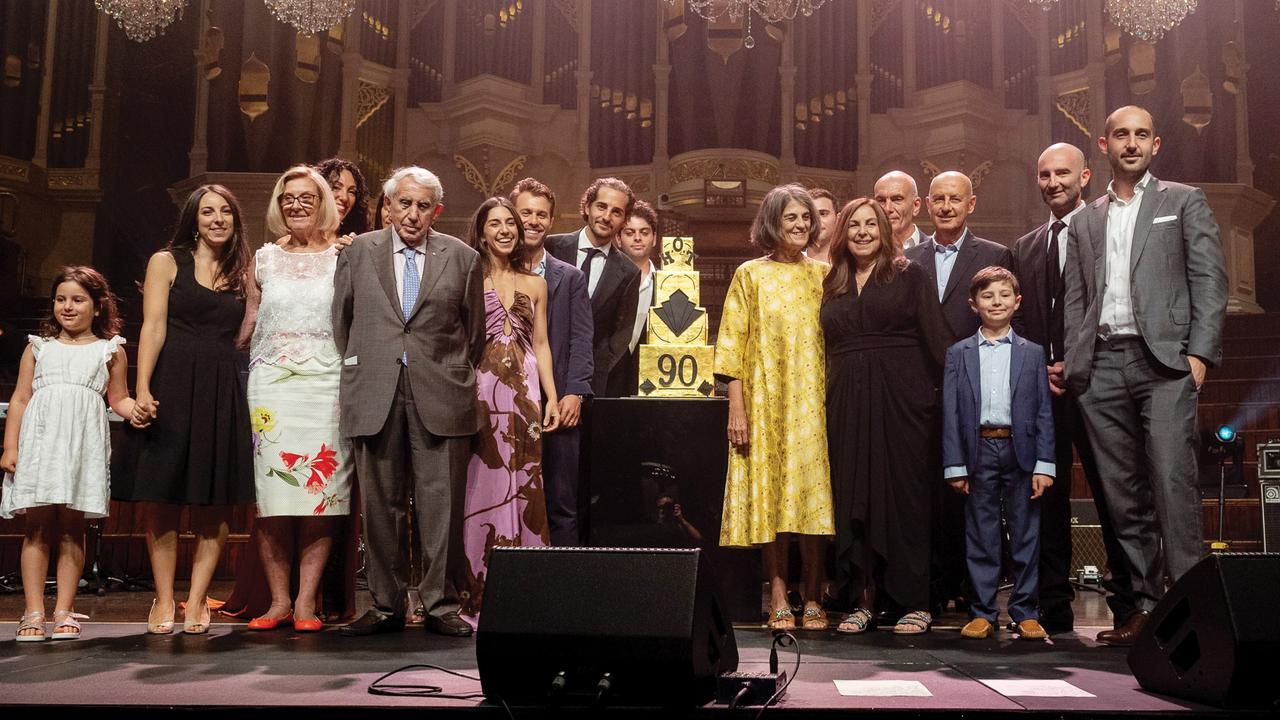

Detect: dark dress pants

[965,437,1040,623]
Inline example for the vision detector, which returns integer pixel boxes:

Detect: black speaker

[1128,553,1280,709]
[476,547,738,707]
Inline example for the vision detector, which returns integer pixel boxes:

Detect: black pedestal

[587,397,758,623]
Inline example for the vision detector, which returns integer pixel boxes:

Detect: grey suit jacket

[905,231,1014,344]
[1062,177,1228,395]
[332,226,486,438]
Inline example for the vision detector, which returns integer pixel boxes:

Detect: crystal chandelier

[1027,0,1059,9]
[94,0,187,42]
[263,0,358,36]
[672,0,828,49]
[1105,0,1199,42]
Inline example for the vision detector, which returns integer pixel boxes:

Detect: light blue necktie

[401,249,419,365]
[402,249,419,320]
[934,242,958,300]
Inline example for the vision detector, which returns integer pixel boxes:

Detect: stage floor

[0,602,1245,717]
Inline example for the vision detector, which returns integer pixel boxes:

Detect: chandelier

[94,0,186,42]
[672,0,828,49]
[1105,0,1199,42]
[263,0,358,36]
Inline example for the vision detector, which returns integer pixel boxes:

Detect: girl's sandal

[893,610,933,635]
[15,611,47,642]
[50,610,88,640]
[836,607,876,634]
[801,606,828,630]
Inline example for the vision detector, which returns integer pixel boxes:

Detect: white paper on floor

[979,679,1095,697]
[833,680,933,697]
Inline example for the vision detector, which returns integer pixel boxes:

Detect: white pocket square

[344,356,359,366]
[1153,215,1178,224]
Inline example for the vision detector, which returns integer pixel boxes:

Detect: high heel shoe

[183,601,212,635]
[147,600,176,635]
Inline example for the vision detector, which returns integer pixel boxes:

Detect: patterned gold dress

[715,256,834,546]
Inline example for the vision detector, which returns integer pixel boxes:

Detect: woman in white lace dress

[235,165,353,632]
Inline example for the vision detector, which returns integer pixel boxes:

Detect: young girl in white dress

[1,266,151,641]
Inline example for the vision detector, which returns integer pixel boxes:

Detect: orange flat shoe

[293,617,323,633]
[247,611,293,631]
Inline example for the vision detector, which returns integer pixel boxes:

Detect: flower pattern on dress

[265,443,344,515]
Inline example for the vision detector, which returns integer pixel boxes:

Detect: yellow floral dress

[715,256,834,546]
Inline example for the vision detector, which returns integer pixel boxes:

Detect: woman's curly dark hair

[316,157,370,236]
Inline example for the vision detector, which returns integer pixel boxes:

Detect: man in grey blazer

[1063,106,1228,646]
[332,166,484,637]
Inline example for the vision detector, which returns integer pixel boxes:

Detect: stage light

[1216,424,1237,444]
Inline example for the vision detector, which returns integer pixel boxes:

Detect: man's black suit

[1013,218,1135,630]
[905,230,1013,611]
[546,231,641,397]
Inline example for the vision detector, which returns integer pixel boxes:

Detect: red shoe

[247,611,293,631]
[293,617,323,633]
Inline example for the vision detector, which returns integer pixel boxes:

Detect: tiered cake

[636,236,715,398]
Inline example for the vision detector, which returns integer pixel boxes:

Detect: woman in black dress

[821,198,949,635]
[115,185,254,634]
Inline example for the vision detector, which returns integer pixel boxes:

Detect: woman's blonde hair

[265,164,340,238]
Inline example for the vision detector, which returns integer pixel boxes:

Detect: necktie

[402,249,419,321]
[934,242,958,255]
[580,247,602,294]
[1047,221,1066,362]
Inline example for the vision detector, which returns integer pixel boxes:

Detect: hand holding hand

[1031,473,1054,499]
[542,403,561,434]
[557,395,582,428]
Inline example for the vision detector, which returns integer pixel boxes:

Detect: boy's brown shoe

[961,618,994,639]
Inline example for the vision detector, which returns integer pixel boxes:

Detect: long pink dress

[459,289,550,626]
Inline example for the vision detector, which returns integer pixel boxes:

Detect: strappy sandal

[184,601,212,635]
[801,606,828,630]
[15,611,47,642]
[51,610,89,640]
[893,609,933,635]
[767,607,795,630]
[837,607,876,634]
[147,599,176,635]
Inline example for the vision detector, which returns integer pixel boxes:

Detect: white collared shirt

[1047,201,1086,272]
[900,225,924,251]
[576,227,613,297]
[392,228,427,303]
[628,260,656,353]
[1098,172,1153,338]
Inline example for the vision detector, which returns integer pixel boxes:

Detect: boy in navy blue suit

[943,266,1055,640]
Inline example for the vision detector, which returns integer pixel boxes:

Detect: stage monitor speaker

[1128,553,1280,709]
[476,547,738,707]
[1261,481,1280,552]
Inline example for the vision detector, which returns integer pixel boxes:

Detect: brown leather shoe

[1016,619,1047,640]
[1096,610,1149,647]
[960,617,994,639]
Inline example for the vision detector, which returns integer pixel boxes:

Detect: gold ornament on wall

[1180,65,1212,134]
[295,33,321,83]
[3,55,19,87]
[454,151,529,197]
[238,52,270,121]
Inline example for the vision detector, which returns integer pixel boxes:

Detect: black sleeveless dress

[114,248,255,505]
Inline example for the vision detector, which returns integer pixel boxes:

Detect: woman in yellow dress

[716,183,835,631]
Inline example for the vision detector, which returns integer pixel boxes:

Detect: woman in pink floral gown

[459,197,561,627]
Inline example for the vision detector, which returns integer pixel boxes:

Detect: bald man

[1011,143,1133,634]
[905,170,1012,614]
[1063,106,1227,646]
[874,171,926,251]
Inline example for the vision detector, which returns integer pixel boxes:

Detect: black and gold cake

[637,236,715,397]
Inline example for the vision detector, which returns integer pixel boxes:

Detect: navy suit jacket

[942,331,1056,476]
[543,252,594,399]
[545,230,641,396]
[905,232,1013,344]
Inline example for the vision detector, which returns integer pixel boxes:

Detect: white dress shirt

[1098,172,1153,338]
[392,228,427,303]
[628,261,656,353]
[900,225,925,251]
[576,228,613,297]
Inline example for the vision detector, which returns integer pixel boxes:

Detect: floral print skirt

[248,356,352,517]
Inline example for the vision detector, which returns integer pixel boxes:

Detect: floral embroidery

[251,405,281,456]
[265,443,344,515]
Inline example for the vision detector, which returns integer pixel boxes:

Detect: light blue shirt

[533,249,547,278]
[944,327,1056,479]
[932,230,968,300]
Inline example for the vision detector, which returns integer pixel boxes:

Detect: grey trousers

[352,368,467,619]
[1077,337,1203,611]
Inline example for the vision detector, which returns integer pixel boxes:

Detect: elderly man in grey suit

[1063,106,1228,646]
[332,166,484,637]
